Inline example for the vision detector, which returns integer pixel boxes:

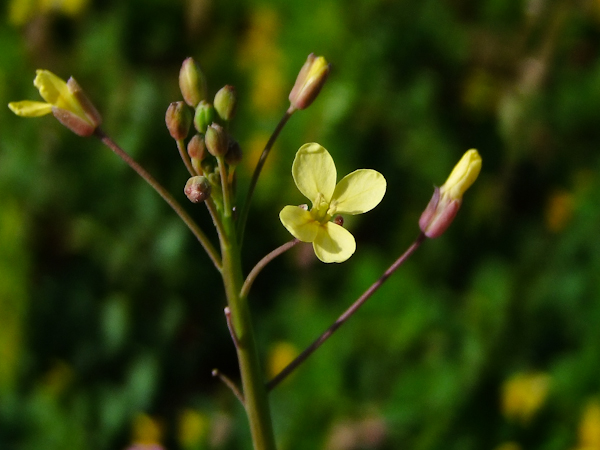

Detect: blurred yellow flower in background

[178,408,209,450]
[493,442,522,450]
[131,413,163,447]
[576,400,600,449]
[237,6,285,114]
[545,190,574,233]
[501,372,551,424]
[8,0,89,26]
[267,341,299,380]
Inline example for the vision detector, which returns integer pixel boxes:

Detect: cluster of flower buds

[166,57,241,207]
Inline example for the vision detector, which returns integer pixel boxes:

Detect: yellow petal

[440,149,482,200]
[292,143,336,205]
[34,70,69,105]
[313,222,356,263]
[34,70,86,117]
[279,205,319,242]
[8,100,53,117]
[331,169,386,215]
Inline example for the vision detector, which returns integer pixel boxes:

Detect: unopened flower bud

[179,57,208,108]
[419,149,482,238]
[193,101,214,134]
[225,138,242,166]
[205,123,228,157]
[184,176,211,203]
[289,53,331,111]
[187,134,206,174]
[165,101,192,140]
[214,85,237,121]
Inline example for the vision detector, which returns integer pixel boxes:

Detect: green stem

[176,138,197,177]
[95,128,222,271]
[267,233,426,390]
[237,109,294,242]
[220,215,277,450]
[217,156,233,218]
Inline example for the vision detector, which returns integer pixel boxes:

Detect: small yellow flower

[501,371,551,424]
[9,70,101,136]
[578,400,600,448]
[419,149,482,238]
[280,143,386,263]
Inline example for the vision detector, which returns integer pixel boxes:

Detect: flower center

[310,193,333,223]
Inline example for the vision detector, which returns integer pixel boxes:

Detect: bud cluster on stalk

[164,57,241,209]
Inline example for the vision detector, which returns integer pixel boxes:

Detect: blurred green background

[2,0,600,449]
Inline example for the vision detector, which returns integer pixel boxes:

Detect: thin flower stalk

[267,232,426,391]
[95,128,222,271]
[240,239,300,299]
[237,110,293,242]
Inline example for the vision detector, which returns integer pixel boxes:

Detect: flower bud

[225,138,242,166]
[289,53,331,111]
[179,57,208,108]
[205,123,228,157]
[419,149,482,238]
[184,176,212,203]
[165,101,192,140]
[193,101,214,134]
[214,85,237,121]
[187,134,207,175]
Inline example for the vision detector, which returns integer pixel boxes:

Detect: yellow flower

[578,400,600,448]
[8,70,101,136]
[280,143,386,263]
[419,149,482,238]
[501,371,551,424]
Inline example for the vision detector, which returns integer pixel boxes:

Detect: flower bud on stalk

[214,85,237,121]
[288,54,331,111]
[179,57,208,108]
[419,149,482,238]
[193,101,214,134]
[184,176,212,203]
[187,134,207,175]
[205,123,228,157]
[165,101,192,140]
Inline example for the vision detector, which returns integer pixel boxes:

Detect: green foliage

[2,0,600,449]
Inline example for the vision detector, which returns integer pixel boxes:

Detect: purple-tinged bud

[225,138,242,166]
[419,149,482,238]
[165,101,192,140]
[289,54,331,111]
[205,123,228,157]
[193,101,214,134]
[179,57,208,108]
[187,134,207,175]
[184,176,211,203]
[214,85,237,121]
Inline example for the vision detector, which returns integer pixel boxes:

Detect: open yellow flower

[280,143,386,263]
[8,70,101,136]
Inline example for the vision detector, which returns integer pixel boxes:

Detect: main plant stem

[220,213,277,450]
